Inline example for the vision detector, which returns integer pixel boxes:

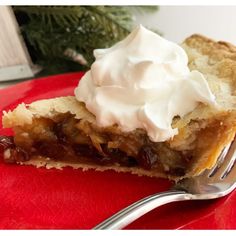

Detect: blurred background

[0,5,236,87]
[135,6,236,44]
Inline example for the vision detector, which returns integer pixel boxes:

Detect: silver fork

[94,138,236,230]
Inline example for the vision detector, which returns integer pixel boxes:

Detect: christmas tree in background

[14,6,159,76]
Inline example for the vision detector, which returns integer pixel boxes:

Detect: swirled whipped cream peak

[75,25,216,142]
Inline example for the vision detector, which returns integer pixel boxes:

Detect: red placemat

[0,72,236,229]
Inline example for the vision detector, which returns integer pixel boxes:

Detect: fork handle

[93,190,193,230]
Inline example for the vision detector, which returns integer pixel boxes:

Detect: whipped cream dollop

[75,25,216,142]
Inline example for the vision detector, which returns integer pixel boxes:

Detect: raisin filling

[0,136,29,163]
[0,115,190,177]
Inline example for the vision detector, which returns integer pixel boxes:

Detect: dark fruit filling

[0,136,29,163]
[0,115,190,177]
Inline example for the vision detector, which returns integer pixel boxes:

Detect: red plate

[0,72,236,229]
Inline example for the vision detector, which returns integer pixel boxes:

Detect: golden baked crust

[184,34,236,60]
[3,96,95,127]
[2,34,236,179]
[180,34,236,176]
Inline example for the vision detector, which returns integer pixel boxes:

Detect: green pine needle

[13,6,159,75]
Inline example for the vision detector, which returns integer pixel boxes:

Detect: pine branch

[14,6,84,28]
[14,6,132,35]
[13,6,159,75]
[83,6,132,33]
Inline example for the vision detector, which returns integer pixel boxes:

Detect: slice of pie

[1,34,236,180]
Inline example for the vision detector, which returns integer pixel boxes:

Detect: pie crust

[1,34,236,180]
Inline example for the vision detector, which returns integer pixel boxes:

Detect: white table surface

[0,78,30,89]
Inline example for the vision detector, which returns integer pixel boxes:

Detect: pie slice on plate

[1,34,236,180]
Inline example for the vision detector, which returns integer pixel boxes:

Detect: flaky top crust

[182,34,236,98]
[185,34,236,58]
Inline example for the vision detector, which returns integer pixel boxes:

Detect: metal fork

[94,138,236,230]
